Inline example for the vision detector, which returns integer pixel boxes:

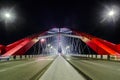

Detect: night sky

[0,0,120,45]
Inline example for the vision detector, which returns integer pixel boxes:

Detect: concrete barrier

[0,54,42,62]
[103,55,107,59]
[85,54,120,61]
[93,55,96,58]
[110,55,120,61]
[89,55,92,58]
[97,55,101,59]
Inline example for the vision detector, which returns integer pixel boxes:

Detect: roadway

[0,56,54,80]
[39,55,86,80]
[1,55,119,80]
[68,56,120,80]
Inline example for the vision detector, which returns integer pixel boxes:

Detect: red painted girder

[91,38,119,55]
[87,40,109,55]
[2,31,46,56]
[97,39,120,53]
[74,31,120,55]
[116,44,120,53]
[2,38,38,56]
[5,39,25,52]
[0,45,5,55]
[11,38,39,55]
[2,38,32,57]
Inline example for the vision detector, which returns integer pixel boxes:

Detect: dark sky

[0,0,120,45]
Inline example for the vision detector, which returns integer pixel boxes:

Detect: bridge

[0,28,120,80]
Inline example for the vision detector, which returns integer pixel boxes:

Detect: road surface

[0,56,54,80]
[69,56,120,80]
[39,55,86,80]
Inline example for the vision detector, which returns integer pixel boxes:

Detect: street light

[40,38,46,43]
[47,44,51,47]
[5,13,11,18]
[66,46,70,49]
[108,10,115,16]
[0,7,17,24]
[101,5,120,23]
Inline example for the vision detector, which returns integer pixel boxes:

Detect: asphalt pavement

[39,55,86,80]
[69,57,120,80]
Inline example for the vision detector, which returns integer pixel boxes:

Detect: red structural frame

[74,31,120,56]
[0,30,120,57]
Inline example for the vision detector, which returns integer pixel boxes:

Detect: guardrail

[70,54,120,61]
[0,55,45,61]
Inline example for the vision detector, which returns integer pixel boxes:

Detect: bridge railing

[0,55,42,61]
[74,54,120,61]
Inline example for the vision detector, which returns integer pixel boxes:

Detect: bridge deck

[39,56,86,80]
[69,57,120,80]
[0,56,54,80]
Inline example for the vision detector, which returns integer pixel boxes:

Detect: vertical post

[20,55,22,59]
[25,55,27,58]
[107,55,110,60]
[95,54,97,58]
[101,55,103,59]
[13,55,16,60]
[91,54,93,58]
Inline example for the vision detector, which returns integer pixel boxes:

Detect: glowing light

[50,46,53,49]
[5,13,11,18]
[40,38,46,43]
[66,46,70,49]
[0,7,17,24]
[101,5,120,23]
[108,10,115,16]
[47,44,51,47]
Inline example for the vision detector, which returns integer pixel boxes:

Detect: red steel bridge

[0,28,120,80]
[0,28,120,57]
